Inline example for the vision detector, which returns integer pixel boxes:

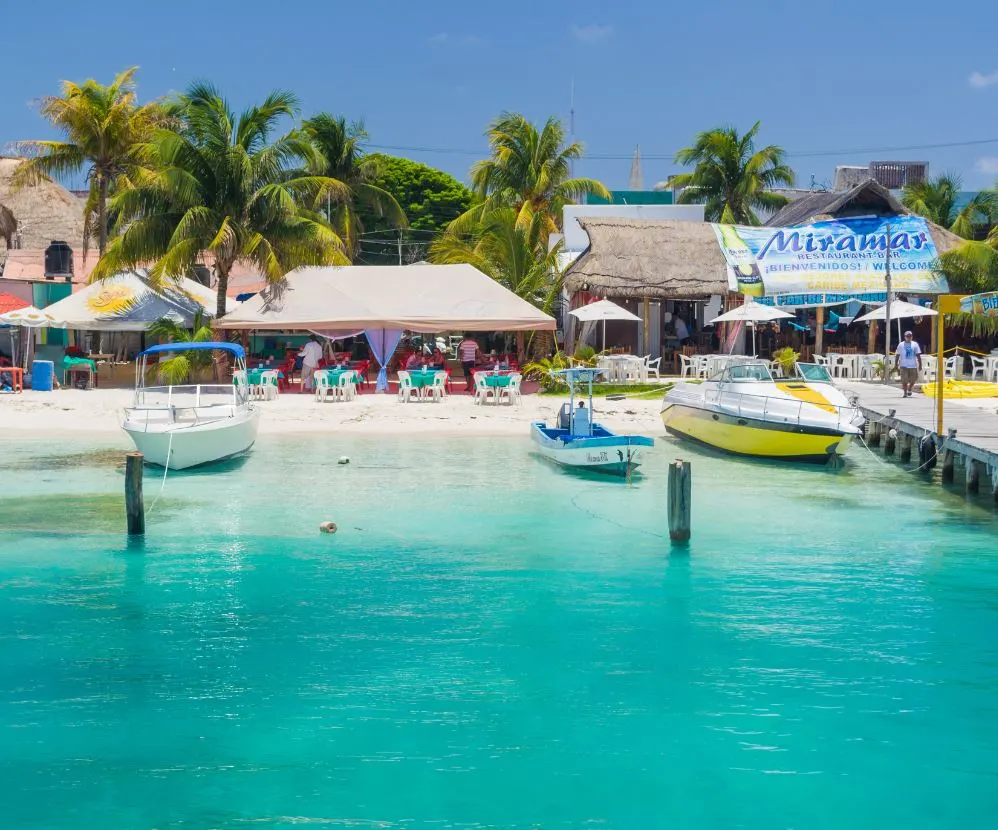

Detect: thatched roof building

[0,157,85,249]
[564,180,964,301]
[564,217,729,299]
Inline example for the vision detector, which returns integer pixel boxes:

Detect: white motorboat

[661,360,864,463]
[122,342,260,470]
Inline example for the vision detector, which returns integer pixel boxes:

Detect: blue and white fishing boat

[531,368,654,476]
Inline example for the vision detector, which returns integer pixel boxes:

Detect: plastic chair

[970,356,987,381]
[500,373,522,405]
[474,373,495,405]
[646,356,662,380]
[337,371,357,402]
[314,370,333,402]
[426,371,448,402]
[259,370,279,400]
[397,371,419,403]
[678,354,694,378]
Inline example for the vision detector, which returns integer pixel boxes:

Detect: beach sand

[0,388,667,437]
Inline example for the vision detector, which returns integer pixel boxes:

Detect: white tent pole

[602,318,606,352]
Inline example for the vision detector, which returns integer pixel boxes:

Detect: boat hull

[123,408,260,469]
[531,422,653,476]
[661,402,853,463]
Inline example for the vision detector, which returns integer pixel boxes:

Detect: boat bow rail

[667,384,863,434]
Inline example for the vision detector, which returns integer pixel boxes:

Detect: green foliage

[901,175,997,239]
[771,346,799,376]
[572,345,597,365]
[301,116,407,258]
[94,82,348,318]
[430,207,564,314]
[356,155,473,263]
[522,351,570,391]
[12,66,165,256]
[668,121,793,225]
[146,310,217,384]
[451,112,609,236]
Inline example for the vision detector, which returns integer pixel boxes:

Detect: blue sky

[3,0,998,191]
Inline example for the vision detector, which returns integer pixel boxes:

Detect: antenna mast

[569,79,575,177]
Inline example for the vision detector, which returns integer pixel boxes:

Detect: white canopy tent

[216,264,555,391]
[710,302,793,357]
[41,270,234,331]
[854,299,938,352]
[569,299,641,351]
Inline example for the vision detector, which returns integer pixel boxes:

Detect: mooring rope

[145,431,173,516]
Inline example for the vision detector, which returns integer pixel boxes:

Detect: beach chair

[260,370,279,400]
[314,370,333,402]
[500,373,522,405]
[426,371,448,402]
[337,371,357,402]
[397,371,419,403]
[473,373,495,405]
[645,356,662,380]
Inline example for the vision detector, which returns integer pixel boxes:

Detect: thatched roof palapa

[564,218,729,300]
[0,157,85,249]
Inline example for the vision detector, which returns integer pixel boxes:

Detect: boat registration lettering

[586,451,610,463]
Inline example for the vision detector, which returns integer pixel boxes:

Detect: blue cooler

[31,360,54,392]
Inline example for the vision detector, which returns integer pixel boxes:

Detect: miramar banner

[712,215,949,298]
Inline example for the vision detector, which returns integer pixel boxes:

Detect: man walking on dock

[894,330,923,398]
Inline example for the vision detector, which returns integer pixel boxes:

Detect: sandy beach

[0,388,667,437]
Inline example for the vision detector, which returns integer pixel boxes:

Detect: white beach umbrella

[569,299,642,350]
[853,299,938,322]
[710,302,793,357]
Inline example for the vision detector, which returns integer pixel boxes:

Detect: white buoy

[338,456,350,465]
[319,521,338,534]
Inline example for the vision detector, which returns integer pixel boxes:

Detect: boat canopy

[139,342,246,358]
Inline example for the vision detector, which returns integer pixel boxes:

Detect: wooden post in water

[966,459,982,495]
[991,466,998,504]
[884,428,896,456]
[899,433,912,463]
[125,452,145,535]
[668,459,692,544]
[941,448,955,484]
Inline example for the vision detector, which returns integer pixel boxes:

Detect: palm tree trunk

[216,265,229,321]
[98,175,109,256]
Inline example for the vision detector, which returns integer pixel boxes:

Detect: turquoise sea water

[2,434,998,828]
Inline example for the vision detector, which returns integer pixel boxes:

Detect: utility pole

[569,79,575,177]
[882,221,893,385]
[398,229,403,266]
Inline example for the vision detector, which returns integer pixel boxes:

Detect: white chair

[426,371,448,402]
[474,373,495,405]
[397,371,419,403]
[971,356,987,381]
[943,355,959,380]
[921,355,937,383]
[678,354,694,379]
[813,354,829,367]
[314,370,333,402]
[857,355,881,381]
[260,370,279,401]
[645,356,662,380]
[337,370,357,402]
[499,373,522,405]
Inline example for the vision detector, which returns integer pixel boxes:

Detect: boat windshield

[795,362,832,382]
[726,363,773,382]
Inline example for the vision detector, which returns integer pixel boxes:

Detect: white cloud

[460,35,482,46]
[969,70,998,89]
[571,24,614,43]
[428,32,448,44]
[977,157,998,175]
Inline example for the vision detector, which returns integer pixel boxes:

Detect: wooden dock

[839,381,998,500]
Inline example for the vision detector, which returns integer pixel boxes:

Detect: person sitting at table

[487,350,500,369]
[405,351,422,370]
[429,348,446,369]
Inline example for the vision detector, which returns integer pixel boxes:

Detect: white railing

[133,383,247,410]
[697,387,864,434]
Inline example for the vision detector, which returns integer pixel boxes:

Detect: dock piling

[899,433,912,463]
[125,452,145,535]
[967,459,983,495]
[667,459,692,545]
[884,428,897,456]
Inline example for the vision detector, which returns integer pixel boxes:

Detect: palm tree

[0,202,15,249]
[12,66,162,256]
[668,121,794,224]
[94,82,349,319]
[452,112,610,235]
[146,310,217,384]
[901,174,997,239]
[431,207,562,358]
[302,114,406,257]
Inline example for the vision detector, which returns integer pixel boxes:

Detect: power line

[367,137,998,162]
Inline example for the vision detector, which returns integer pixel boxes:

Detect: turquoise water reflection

[1,434,997,828]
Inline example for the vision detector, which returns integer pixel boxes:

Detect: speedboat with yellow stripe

[660,360,864,463]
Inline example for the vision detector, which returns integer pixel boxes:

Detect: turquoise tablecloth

[316,368,355,384]
[246,369,283,385]
[404,370,442,389]
[483,374,512,388]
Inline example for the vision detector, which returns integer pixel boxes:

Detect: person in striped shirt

[458,334,481,392]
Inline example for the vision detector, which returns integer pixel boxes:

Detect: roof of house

[0,157,86,249]
[563,218,729,299]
